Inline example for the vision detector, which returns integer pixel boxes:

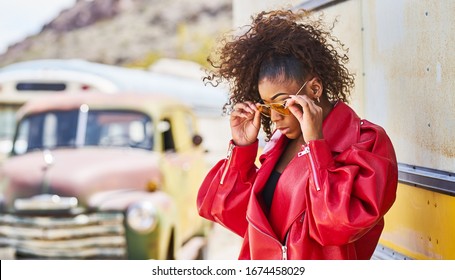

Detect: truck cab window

[160,118,175,152]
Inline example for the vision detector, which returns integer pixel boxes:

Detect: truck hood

[0,148,162,209]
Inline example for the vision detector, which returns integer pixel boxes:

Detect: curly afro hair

[204,9,355,141]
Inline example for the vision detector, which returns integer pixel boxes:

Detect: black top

[262,170,282,214]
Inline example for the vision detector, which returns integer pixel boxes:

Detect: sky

[0,0,77,54]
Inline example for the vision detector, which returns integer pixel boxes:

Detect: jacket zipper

[282,245,288,260]
[297,145,310,157]
[247,217,288,260]
[298,145,321,191]
[220,143,234,185]
[282,232,289,260]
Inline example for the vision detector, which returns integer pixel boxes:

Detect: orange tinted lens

[257,104,271,116]
[270,103,290,115]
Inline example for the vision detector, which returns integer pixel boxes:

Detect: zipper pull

[220,143,235,185]
[226,142,234,159]
[298,145,321,191]
[282,245,288,260]
[298,145,310,157]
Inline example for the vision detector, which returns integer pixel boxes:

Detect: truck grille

[0,212,127,259]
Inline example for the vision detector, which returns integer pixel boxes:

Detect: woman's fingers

[286,95,309,119]
[287,95,324,142]
[234,102,256,114]
[230,102,261,146]
[232,102,260,125]
[288,95,317,113]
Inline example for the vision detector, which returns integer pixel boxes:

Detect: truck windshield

[12,109,153,155]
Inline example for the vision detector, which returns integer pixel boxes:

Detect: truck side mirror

[192,134,203,146]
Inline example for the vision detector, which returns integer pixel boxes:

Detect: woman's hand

[286,95,324,143]
[230,101,261,146]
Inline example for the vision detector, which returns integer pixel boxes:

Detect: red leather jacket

[197,102,398,259]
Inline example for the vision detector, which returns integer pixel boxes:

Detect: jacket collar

[260,101,361,157]
[322,101,361,153]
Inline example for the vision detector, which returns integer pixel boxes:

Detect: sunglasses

[257,80,309,117]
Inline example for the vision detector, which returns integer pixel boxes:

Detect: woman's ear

[309,77,323,98]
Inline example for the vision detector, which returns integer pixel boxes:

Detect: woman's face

[258,78,305,140]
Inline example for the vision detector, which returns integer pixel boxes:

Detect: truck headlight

[126,201,158,234]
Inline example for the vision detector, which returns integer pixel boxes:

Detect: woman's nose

[270,109,283,122]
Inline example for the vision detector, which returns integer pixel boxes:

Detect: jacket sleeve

[197,140,259,237]
[303,123,398,246]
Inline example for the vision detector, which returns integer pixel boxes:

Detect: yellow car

[0,93,211,259]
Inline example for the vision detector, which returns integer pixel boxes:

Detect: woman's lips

[277,127,289,134]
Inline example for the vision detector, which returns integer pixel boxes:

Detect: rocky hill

[0,0,232,68]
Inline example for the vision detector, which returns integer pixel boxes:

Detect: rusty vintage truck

[0,93,211,259]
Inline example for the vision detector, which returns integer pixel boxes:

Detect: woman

[197,9,398,260]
